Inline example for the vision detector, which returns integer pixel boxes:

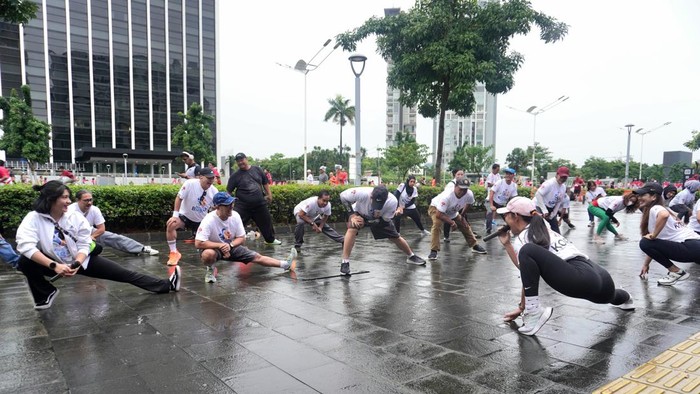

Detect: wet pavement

[1,202,699,393]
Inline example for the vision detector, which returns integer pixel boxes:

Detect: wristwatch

[49,261,57,270]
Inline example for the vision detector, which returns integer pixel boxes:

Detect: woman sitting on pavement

[15,181,180,310]
[497,197,633,336]
[636,182,700,286]
[588,193,639,243]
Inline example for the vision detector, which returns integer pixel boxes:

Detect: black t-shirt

[227,165,268,204]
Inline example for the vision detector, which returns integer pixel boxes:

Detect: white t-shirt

[595,196,626,213]
[669,189,695,207]
[68,203,106,229]
[431,188,475,219]
[585,188,606,205]
[185,164,199,179]
[443,178,458,193]
[490,179,517,206]
[513,225,588,262]
[340,187,398,222]
[396,183,419,209]
[690,199,700,233]
[294,196,332,219]
[535,178,566,212]
[195,210,246,243]
[485,172,501,199]
[177,179,217,222]
[307,174,314,183]
[648,205,700,242]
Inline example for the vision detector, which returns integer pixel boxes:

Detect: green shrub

[5,183,674,236]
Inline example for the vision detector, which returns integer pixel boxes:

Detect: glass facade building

[0,0,217,170]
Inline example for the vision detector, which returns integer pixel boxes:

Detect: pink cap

[496,197,537,216]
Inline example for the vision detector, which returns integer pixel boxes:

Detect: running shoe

[34,289,59,310]
[443,237,450,243]
[142,246,159,256]
[406,255,426,265]
[284,247,297,271]
[166,251,181,266]
[340,261,350,276]
[614,295,635,310]
[588,221,594,227]
[657,270,689,286]
[265,239,282,245]
[204,266,218,283]
[518,307,553,336]
[421,230,431,236]
[428,250,438,260]
[169,266,181,291]
[472,245,487,254]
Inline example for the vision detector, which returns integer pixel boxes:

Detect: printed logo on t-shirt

[219,228,232,242]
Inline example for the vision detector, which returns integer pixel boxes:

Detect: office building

[0,0,217,175]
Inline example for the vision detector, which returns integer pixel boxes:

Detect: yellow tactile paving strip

[594,331,700,394]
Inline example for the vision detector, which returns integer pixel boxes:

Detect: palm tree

[323,95,355,167]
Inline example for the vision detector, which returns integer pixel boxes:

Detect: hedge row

[0,183,629,236]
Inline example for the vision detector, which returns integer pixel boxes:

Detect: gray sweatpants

[96,231,144,254]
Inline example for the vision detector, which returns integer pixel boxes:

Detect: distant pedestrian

[227,153,282,245]
[178,151,200,179]
[636,182,700,286]
[339,185,426,275]
[662,185,677,205]
[318,166,329,184]
[195,192,297,283]
[306,169,314,183]
[393,175,430,236]
[488,167,518,231]
[484,163,502,234]
[264,168,273,184]
[329,172,338,186]
[209,162,221,185]
[68,190,159,256]
[166,167,218,265]
[337,166,348,185]
[0,160,11,185]
[427,177,487,260]
[16,181,180,310]
[496,197,633,336]
[293,190,344,252]
[58,166,76,184]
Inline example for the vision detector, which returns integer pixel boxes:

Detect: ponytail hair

[521,212,550,249]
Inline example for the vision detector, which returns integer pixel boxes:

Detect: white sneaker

[284,247,297,271]
[265,239,282,245]
[142,246,159,256]
[421,230,431,236]
[588,221,594,227]
[518,307,553,336]
[657,270,689,286]
[615,296,635,310]
[204,266,218,283]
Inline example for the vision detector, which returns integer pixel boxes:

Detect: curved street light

[636,121,672,180]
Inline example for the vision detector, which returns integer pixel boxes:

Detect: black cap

[235,152,247,161]
[633,182,663,195]
[455,177,470,189]
[370,185,389,210]
[198,167,215,178]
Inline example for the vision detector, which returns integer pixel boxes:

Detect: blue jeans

[0,236,19,268]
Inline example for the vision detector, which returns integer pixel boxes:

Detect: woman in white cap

[636,182,700,286]
[496,197,633,336]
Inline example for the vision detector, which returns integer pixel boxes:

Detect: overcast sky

[218,0,700,168]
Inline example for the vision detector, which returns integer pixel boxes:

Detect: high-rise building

[432,83,497,171]
[0,0,217,174]
[384,7,417,148]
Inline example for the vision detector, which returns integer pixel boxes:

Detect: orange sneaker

[167,251,181,266]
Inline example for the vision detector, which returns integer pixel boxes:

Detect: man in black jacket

[226,153,281,245]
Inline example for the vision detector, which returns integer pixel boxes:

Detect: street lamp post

[636,121,672,181]
[277,39,339,178]
[622,124,643,187]
[349,54,367,186]
[507,95,569,183]
[122,153,128,185]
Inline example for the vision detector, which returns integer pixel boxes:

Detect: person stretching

[585,180,606,227]
[534,166,569,234]
[393,175,431,236]
[668,180,700,224]
[636,182,700,286]
[588,193,638,243]
[293,190,344,252]
[496,197,633,336]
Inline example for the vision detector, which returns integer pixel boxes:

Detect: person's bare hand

[54,263,77,278]
[503,307,523,322]
[166,217,180,227]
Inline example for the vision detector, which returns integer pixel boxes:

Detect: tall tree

[337,0,567,183]
[505,147,528,173]
[0,0,38,24]
[683,129,700,151]
[449,143,494,175]
[323,95,355,168]
[171,102,215,166]
[383,132,429,181]
[0,85,51,179]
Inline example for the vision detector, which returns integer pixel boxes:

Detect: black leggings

[393,208,425,233]
[18,255,170,303]
[639,238,700,269]
[518,243,628,305]
[234,201,276,243]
